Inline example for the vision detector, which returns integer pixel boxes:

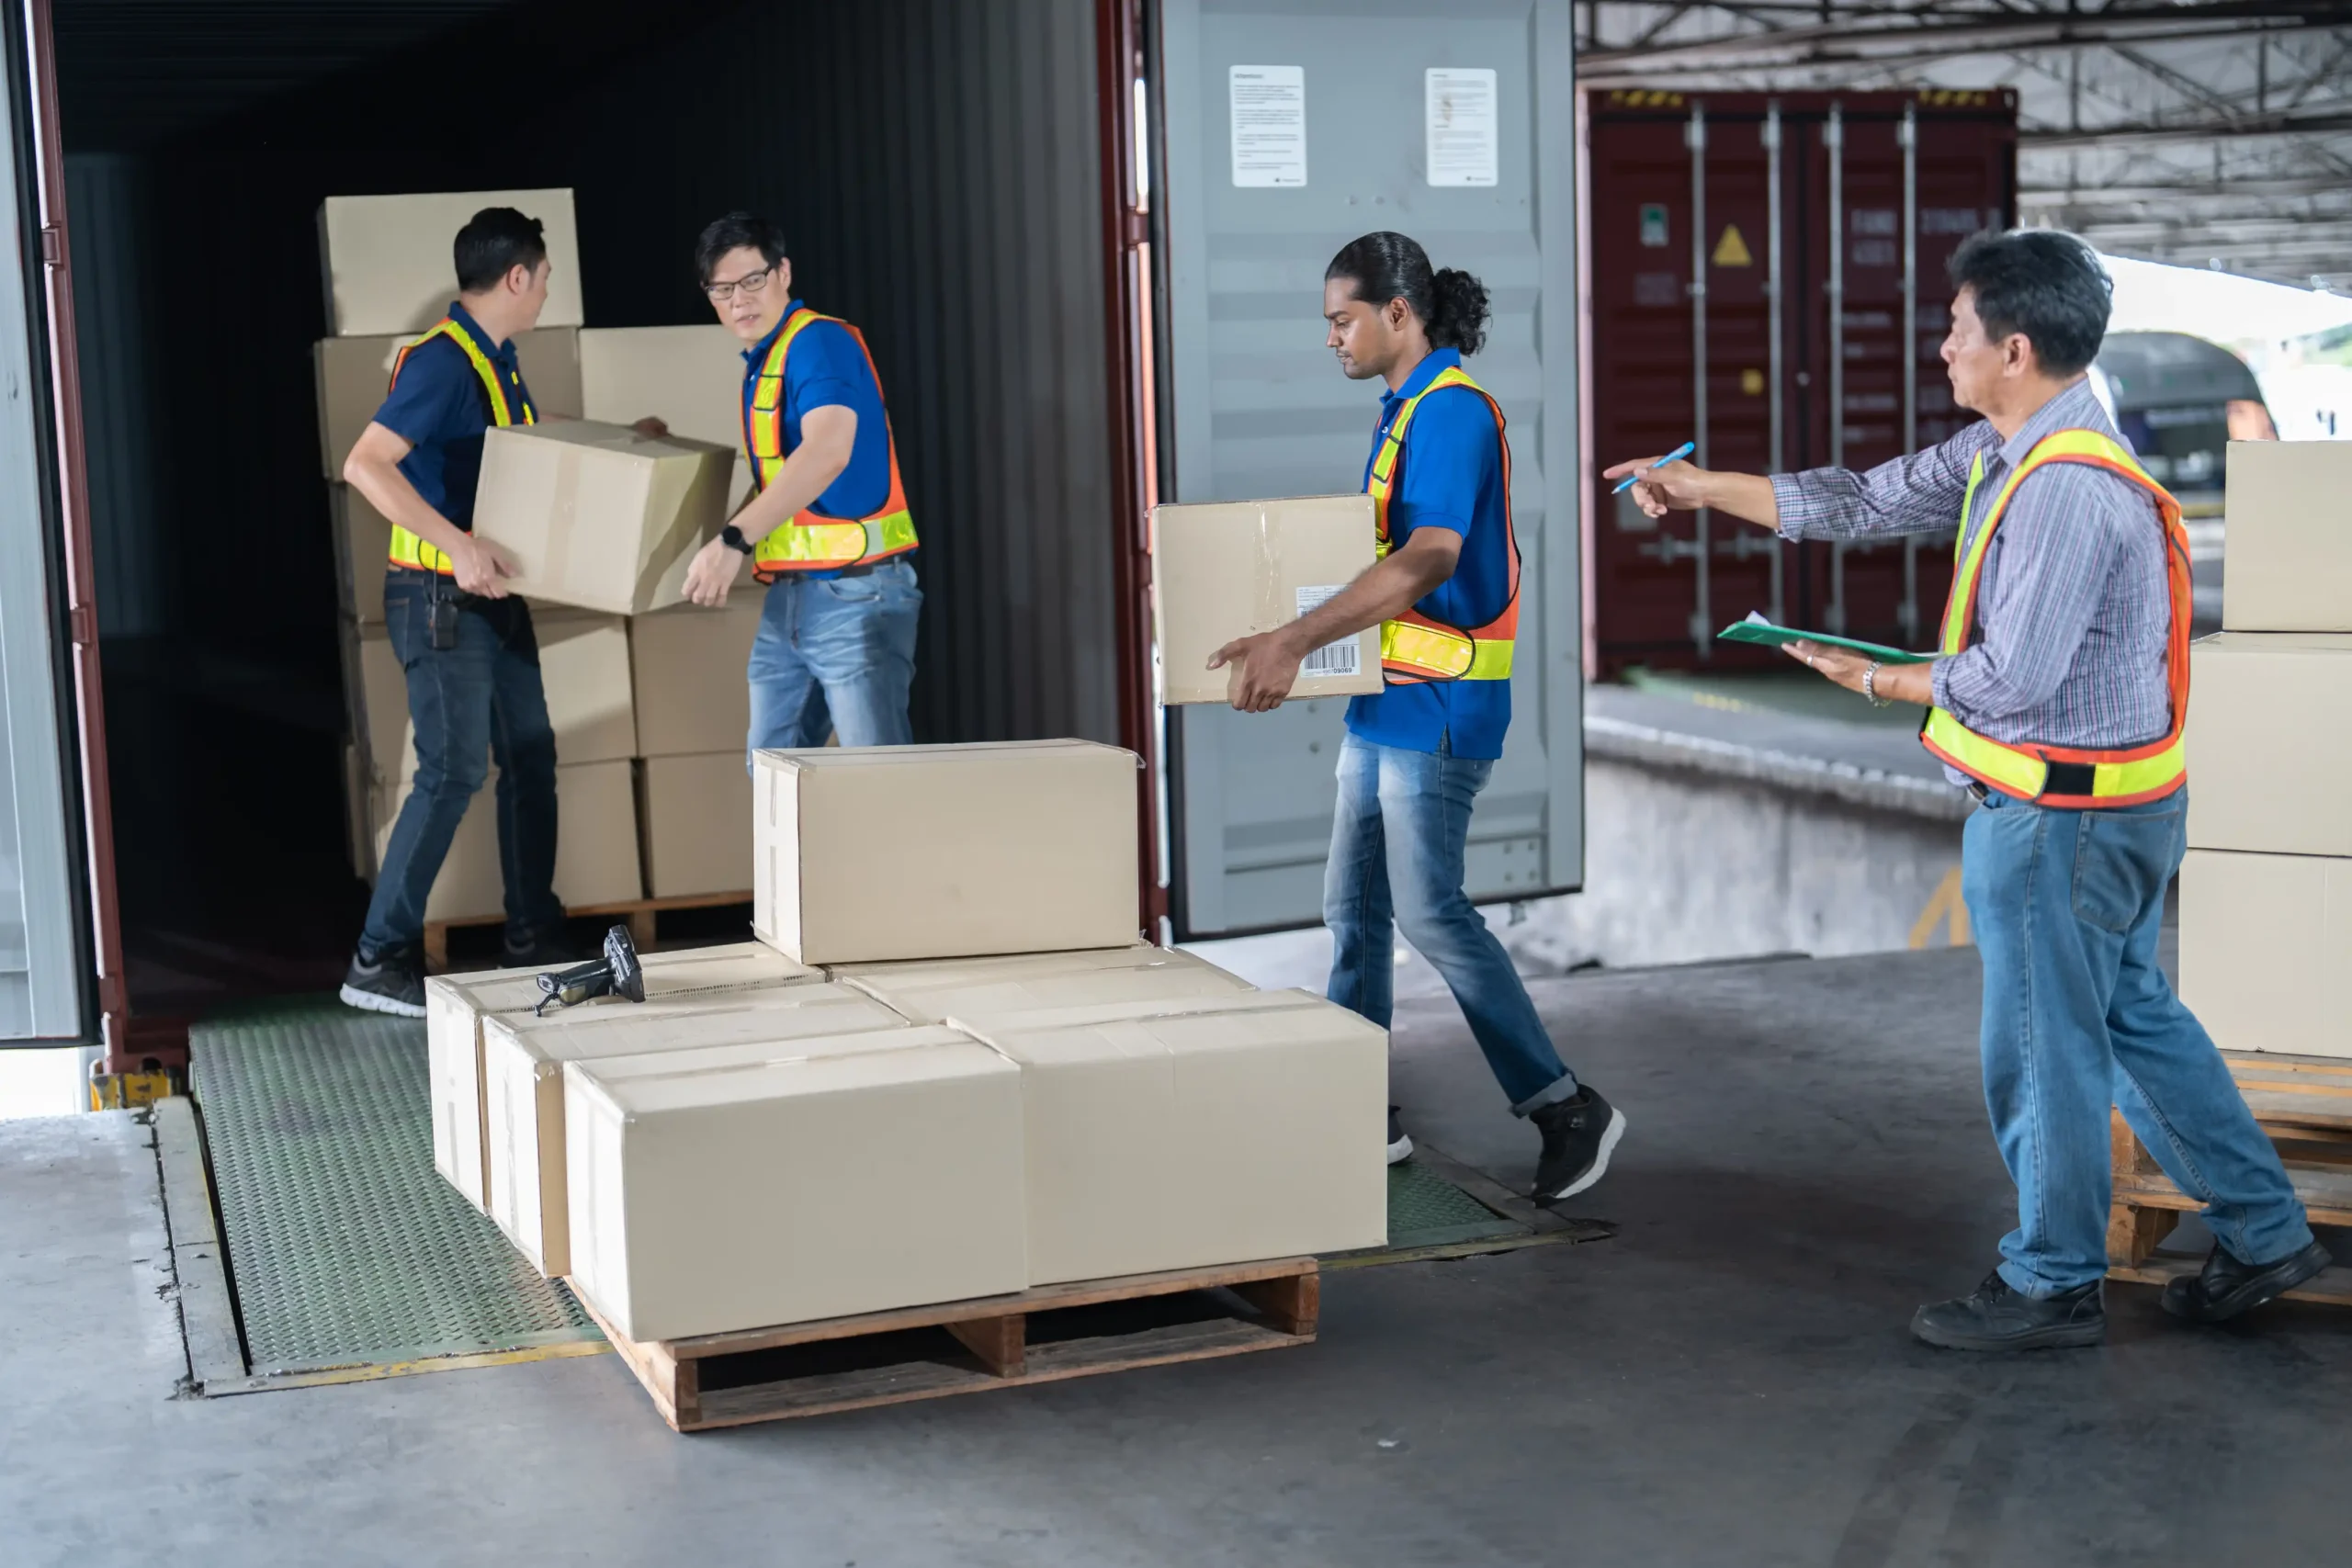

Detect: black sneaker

[501,928,582,969]
[340,945,425,1019]
[1386,1106,1413,1166]
[1530,1086,1625,1201]
[2161,1238,2334,1324]
[1911,1270,2104,1351]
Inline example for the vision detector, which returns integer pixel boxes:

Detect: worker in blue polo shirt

[336,207,662,1016]
[680,211,921,751]
[1212,231,1624,1203]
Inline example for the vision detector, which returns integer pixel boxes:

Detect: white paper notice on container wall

[1426,68,1498,187]
[1230,65,1306,187]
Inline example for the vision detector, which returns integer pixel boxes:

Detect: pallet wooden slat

[2109,1050,2352,1304]
[571,1256,1319,1432]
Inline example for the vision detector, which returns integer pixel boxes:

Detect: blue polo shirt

[1344,348,1515,759]
[369,301,535,533]
[741,300,899,581]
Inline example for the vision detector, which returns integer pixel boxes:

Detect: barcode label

[1295,585,1360,678]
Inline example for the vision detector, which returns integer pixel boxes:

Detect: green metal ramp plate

[187,995,1580,1386]
[190,997,600,1382]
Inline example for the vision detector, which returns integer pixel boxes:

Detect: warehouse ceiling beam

[2019,178,2352,203]
[2024,106,2352,148]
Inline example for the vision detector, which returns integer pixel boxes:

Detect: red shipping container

[1580,88,2017,675]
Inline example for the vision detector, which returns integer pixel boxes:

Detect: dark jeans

[358,570,563,956]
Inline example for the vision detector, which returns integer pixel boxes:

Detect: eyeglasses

[703,265,776,304]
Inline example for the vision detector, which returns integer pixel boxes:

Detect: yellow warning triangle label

[1712,224,1753,267]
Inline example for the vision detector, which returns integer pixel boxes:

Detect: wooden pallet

[571,1256,1318,1432]
[2107,1050,2352,1306]
[422,889,752,973]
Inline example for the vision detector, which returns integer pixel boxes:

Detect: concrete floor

[5,947,2347,1567]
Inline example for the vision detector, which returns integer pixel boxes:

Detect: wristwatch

[719,524,755,556]
[1863,660,1892,707]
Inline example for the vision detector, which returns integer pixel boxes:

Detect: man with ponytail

[1211,231,1625,1204]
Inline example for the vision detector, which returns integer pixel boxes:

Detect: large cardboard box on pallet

[2186,633,2352,856]
[2179,849,2352,1059]
[564,1025,1026,1342]
[319,189,585,337]
[753,740,1140,964]
[638,753,753,898]
[628,589,766,757]
[481,982,907,1275]
[1150,494,1384,705]
[580,324,754,508]
[953,989,1389,1285]
[372,758,642,924]
[2222,441,2352,632]
[330,484,393,625]
[835,943,1252,1028]
[345,611,637,796]
[471,421,738,616]
[314,328,582,480]
[424,943,822,1206]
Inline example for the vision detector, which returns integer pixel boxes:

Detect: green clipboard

[1716,614,1935,664]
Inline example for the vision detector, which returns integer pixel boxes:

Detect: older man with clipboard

[1609,230,2326,1351]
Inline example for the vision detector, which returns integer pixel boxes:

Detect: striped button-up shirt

[1770,379,2173,787]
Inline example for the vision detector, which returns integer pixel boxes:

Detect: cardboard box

[314,328,582,480]
[331,484,392,625]
[835,943,1252,1028]
[372,758,642,924]
[480,982,907,1275]
[345,611,637,795]
[638,753,753,898]
[953,989,1388,1284]
[564,1025,1026,1340]
[423,943,822,1207]
[2180,848,2352,1058]
[580,324,753,509]
[2222,441,2352,632]
[628,591,767,757]
[319,189,584,338]
[471,421,738,616]
[2186,633,2352,855]
[753,740,1140,964]
[1151,494,1384,705]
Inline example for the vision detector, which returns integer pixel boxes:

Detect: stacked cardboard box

[1151,494,1385,705]
[2179,442,2352,1058]
[321,191,769,913]
[425,740,1391,1346]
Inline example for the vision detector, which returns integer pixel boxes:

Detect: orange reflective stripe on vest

[1917,427,2190,808]
[742,307,919,580]
[1363,365,1520,684]
[383,319,535,575]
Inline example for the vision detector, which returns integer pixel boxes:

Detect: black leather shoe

[2161,1239,2334,1324]
[1911,1270,2105,1351]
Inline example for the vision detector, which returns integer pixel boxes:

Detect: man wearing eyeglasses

[680,211,922,753]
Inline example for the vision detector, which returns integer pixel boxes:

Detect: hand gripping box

[1150,494,1384,705]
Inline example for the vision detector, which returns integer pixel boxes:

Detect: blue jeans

[1965,788,2313,1296]
[746,558,922,755]
[360,572,564,956]
[1324,733,1578,1113]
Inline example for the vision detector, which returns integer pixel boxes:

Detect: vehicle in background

[2093,331,2275,632]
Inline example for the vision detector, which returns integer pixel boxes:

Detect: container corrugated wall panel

[555,0,1118,749]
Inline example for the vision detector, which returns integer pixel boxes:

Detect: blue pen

[1611,440,1696,494]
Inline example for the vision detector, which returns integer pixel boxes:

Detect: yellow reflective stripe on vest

[1366,365,1514,682]
[752,512,920,570]
[745,308,824,492]
[1921,427,2187,806]
[388,321,533,574]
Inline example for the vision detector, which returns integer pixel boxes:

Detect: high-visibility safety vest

[742,307,918,581]
[1363,365,1521,683]
[383,318,535,575]
[1918,427,2190,808]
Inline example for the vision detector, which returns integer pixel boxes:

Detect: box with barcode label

[1150,494,1385,705]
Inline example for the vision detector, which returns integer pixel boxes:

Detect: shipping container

[1580,88,2017,673]
[2,0,1586,1049]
